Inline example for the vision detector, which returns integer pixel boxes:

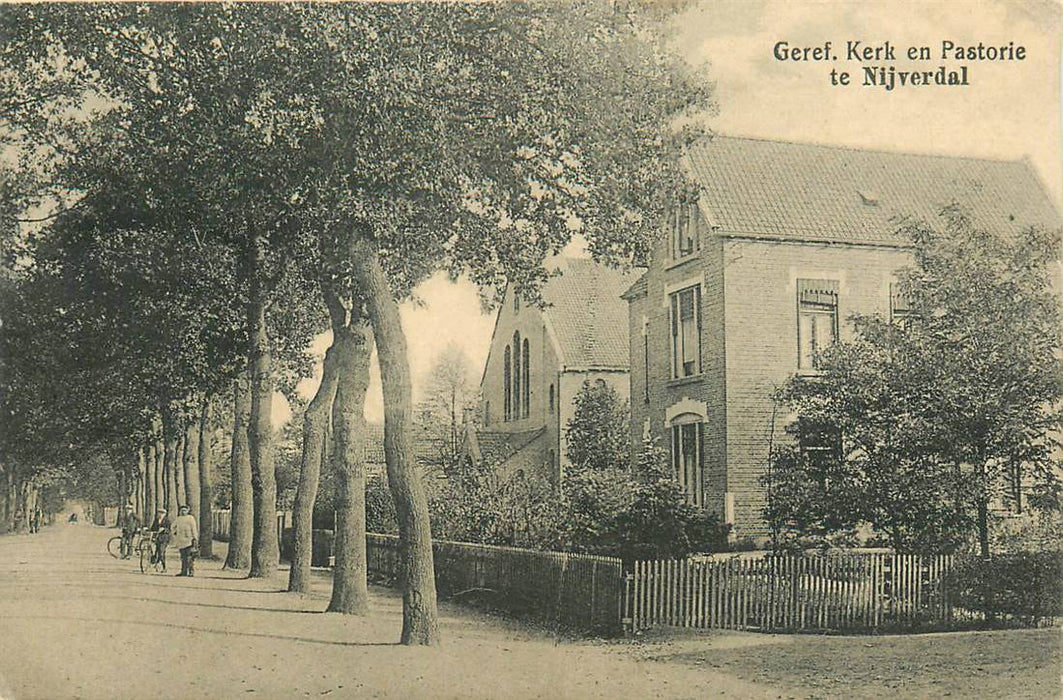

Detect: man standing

[119,504,139,558]
[30,505,42,534]
[171,505,198,577]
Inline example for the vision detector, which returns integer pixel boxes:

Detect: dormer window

[670,193,701,261]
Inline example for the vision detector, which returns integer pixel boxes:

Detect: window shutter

[695,285,702,373]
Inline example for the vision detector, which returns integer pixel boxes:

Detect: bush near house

[364,380,726,560]
[417,435,725,561]
[947,551,1063,622]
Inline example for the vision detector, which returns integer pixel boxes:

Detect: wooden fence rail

[366,533,625,634]
[625,553,955,633]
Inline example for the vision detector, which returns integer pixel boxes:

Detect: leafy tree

[3,1,711,644]
[566,380,632,472]
[766,206,1062,555]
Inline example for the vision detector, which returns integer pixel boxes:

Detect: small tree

[416,343,478,475]
[566,380,631,472]
[614,436,725,561]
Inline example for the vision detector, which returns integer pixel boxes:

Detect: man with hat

[148,508,171,572]
[118,504,140,558]
[171,505,199,577]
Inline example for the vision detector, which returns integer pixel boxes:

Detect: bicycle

[138,529,168,574]
[107,530,139,560]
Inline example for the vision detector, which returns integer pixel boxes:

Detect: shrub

[365,476,398,534]
[610,437,726,561]
[947,551,1063,621]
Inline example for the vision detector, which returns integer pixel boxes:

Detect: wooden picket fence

[367,533,625,634]
[625,553,955,633]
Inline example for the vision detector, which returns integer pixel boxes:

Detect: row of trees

[765,208,1062,556]
[0,3,712,644]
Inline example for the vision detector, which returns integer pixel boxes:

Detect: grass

[654,627,1062,699]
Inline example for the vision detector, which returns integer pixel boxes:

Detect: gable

[540,258,641,369]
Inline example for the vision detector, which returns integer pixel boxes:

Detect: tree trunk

[147,444,156,518]
[5,468,18,533]
[353,241,439,646]
[14,477,28,533]
[117,469,128,516]
[225,374,254,570]
[327,320,373,614]
[976,459,990,558]
[136,448,146,521]
[247,237,278,578]
[199,399,215,559]
[164,419,179,516]
[175,432,186,509]
[154,434,165,518]
[0,466,8,533]
[184,418,201,524]
[289,325,342,594]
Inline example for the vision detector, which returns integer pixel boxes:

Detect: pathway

[0,521,775,700]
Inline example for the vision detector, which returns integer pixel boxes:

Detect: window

[503,346,512,421]
[548,384,554,413]
[514,294,520,313]
[889,282,913,327]
[797,279,839,370]
[669,285,702,378]
[512,332,521,420]
[798,420,842,468]
[522,339,530,418]
[670,416,703,507]
[671,195,700,260]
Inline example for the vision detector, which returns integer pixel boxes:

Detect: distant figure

[119,505,139,558]
[149,508,171,572]
[68,513,78,524]
[30,506,42,533]
[171,505,198,577]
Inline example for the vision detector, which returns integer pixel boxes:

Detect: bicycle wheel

[140,542,151,573]
[107,536,123,559]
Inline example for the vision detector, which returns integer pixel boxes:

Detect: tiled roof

[685,136,1060,245]
[541,258,641,369]
[621,272,648,300]
[363,423,441,465]
[473,427,545,465]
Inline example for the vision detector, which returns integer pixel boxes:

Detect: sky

[276,0,1062,426]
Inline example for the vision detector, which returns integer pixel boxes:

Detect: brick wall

[629,234,728,522]
[630,231,914,542]
[722,237,912,539]
[480,287,557,437]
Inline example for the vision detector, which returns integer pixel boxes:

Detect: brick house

[466,257,640,482]
[623,135,1060,542]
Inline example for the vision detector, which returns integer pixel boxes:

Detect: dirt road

[0,522,775,700]
[3,523,1058,700]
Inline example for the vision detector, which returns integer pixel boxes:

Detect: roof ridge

[704,133,1028,166]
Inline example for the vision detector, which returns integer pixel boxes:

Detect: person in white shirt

[171,505,199,577]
